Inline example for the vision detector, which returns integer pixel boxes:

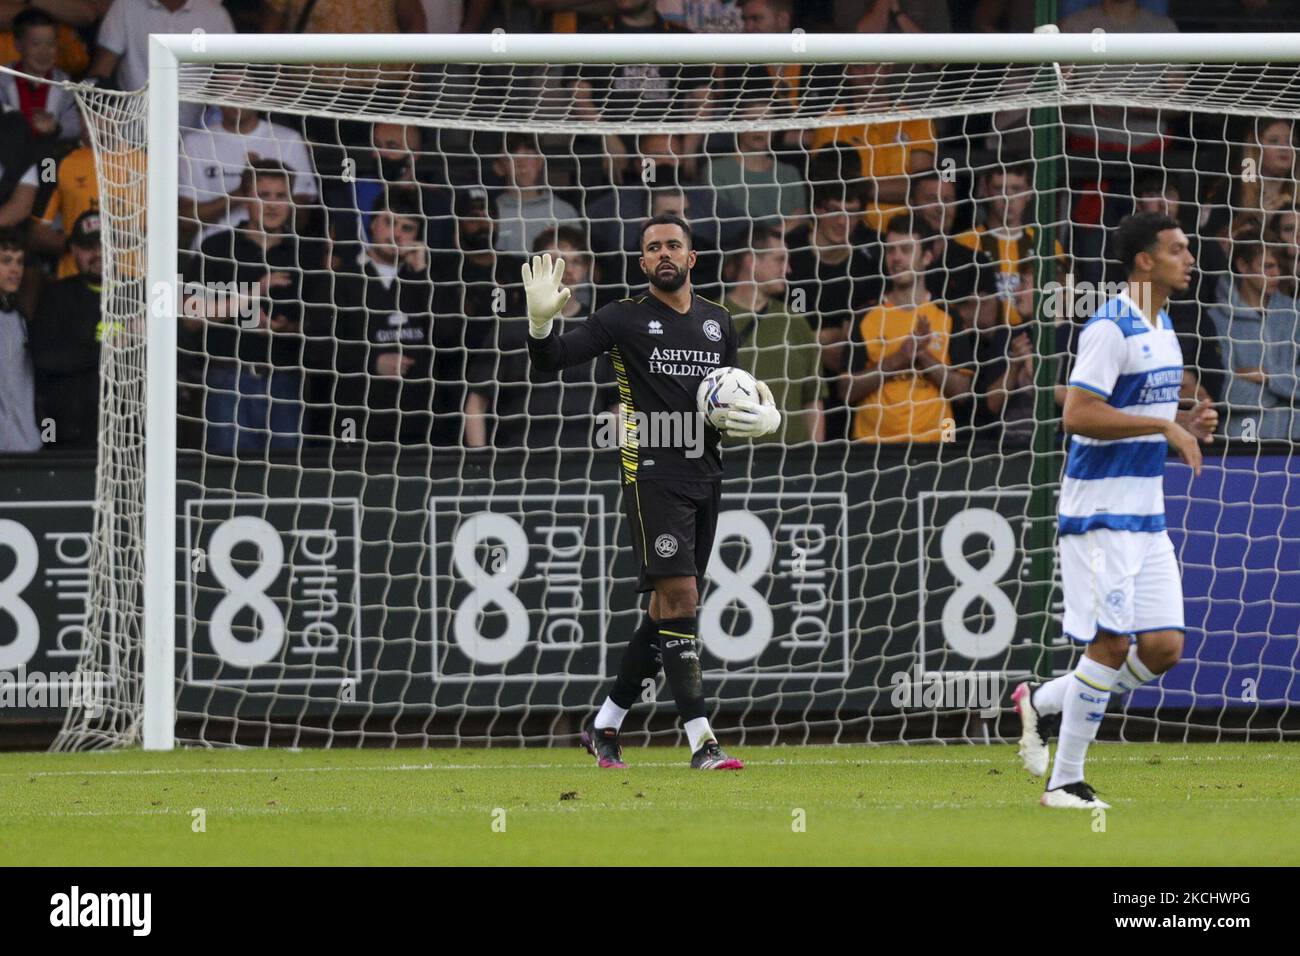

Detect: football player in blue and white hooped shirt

[1013,212,1218,809]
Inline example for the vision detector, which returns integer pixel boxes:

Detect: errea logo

[648,320,663,335]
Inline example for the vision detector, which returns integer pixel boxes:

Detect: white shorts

[1059,529,1185,643]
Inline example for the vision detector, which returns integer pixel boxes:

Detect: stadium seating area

[2,0,1300,455]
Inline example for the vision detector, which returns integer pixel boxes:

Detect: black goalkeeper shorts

[622,479,721,593]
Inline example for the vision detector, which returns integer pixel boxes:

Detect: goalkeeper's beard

[647,262,688,293]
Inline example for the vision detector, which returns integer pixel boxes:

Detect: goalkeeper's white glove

[722,380,781,439]
[521,253,571,339]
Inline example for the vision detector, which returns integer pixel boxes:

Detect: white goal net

[51,32,1300,750]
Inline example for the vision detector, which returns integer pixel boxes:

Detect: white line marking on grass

[4,750,1297,779]
[7,794,1300,821]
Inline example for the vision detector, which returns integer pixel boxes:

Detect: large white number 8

[700,511,773,662]
[452,513,529,665]
[939,508,1017,660]
[0,519,40,670]
[208,516,285,668]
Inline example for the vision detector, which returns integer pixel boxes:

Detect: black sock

[608,615,662,710]
[656,617,706,722]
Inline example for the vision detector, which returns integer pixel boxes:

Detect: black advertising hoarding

[5,445,1288,731]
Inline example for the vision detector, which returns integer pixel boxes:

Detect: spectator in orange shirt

[957,162,1066,328]
[842,215,975,442]
[30,131,91,271]
[29,128,145,282]
[261,0,417,34]
[807,62,936,234]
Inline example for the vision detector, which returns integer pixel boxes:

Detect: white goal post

[57,30,1300,751]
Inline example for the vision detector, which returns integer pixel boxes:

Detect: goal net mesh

[52,54,1300,750]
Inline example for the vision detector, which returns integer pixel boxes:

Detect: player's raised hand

[521,253,572,339]
[1178,398,1218,444]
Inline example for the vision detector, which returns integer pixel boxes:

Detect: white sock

[1110,644,1157,696]
[1048,656,1117,789]
[1031,673,1070,716]
[594,697,628,731]
[684,716,714,753]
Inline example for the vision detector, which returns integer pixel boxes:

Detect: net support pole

[143,36,179,751]
[1029,10,1061,681]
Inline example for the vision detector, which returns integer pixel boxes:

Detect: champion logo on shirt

[648,320,663,335]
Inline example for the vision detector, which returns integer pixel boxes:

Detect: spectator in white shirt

[89,0,235,127]
[178,106,319,248]
[0,228,40,453]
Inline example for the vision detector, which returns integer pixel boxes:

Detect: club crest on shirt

[1106,589,1126,613]
[654,533,678,557]
[648,319,663,335]
[702,318,722,342]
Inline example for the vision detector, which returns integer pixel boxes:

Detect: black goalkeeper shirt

[527,292,737,482]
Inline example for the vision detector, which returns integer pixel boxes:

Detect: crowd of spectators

[2,0,1300,456]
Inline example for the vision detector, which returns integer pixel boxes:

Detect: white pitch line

[4,749,1298,779]
[6,795,1300,820]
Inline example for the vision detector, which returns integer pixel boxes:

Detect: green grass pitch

[3,743,1296,866]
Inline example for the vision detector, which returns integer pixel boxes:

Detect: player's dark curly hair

[639,213,692,251]
[1114,212,1181,272]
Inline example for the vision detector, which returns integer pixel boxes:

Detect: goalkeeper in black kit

[524,214,781,770]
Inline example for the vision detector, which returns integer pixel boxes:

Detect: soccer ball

[697,366,762,429]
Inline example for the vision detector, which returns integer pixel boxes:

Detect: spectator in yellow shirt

[30,127,146,279]
[842,215,975,442]
[956,163,1066,327]
[808,62,936,234]
[31,132,96,277]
